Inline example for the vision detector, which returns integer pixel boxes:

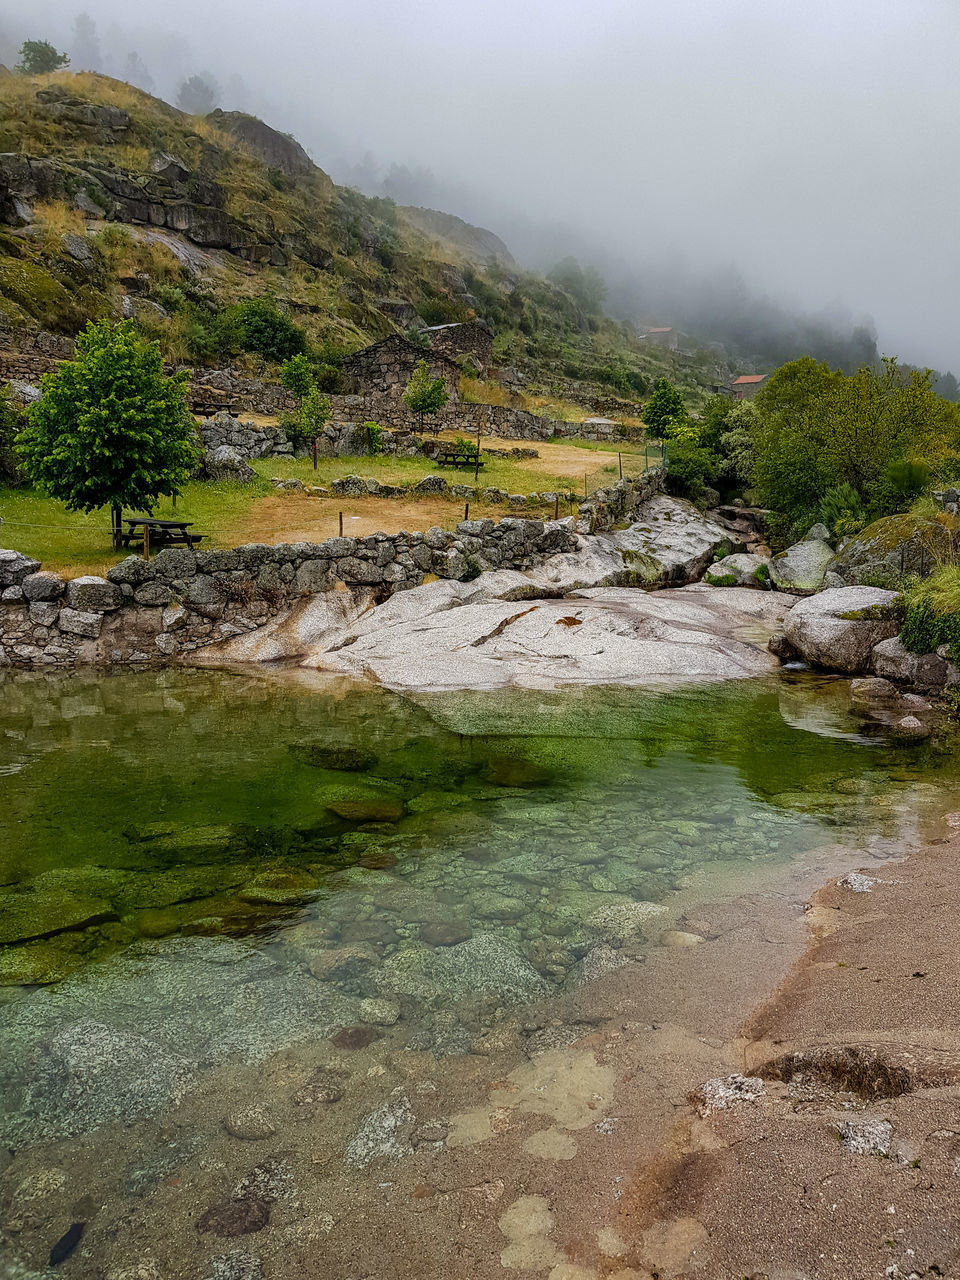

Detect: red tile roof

[733,375,766,384]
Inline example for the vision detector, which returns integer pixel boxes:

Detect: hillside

[0,72,727,408]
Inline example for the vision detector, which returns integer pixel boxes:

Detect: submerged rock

[379,933,548,1003]
[345,1095,414,1167]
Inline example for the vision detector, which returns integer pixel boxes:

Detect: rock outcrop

[828,513,958,589]
[780,587,900,673]
[205,574,793,690]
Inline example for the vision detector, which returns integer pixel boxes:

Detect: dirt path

[621,819,960,1279]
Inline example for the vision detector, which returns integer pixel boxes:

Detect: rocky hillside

[0,71,726,404]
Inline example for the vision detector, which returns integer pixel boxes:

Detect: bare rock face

[781,587,900,673]
[769,538,834,595]
[205,110,321,180]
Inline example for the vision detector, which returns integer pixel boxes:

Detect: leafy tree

[176,74,219,115]
[17,40,70,74]
[17,320,200,546]
[403,359,449,432]
[225,297,306,363]
[278,356,331,449]
[751,356,960,532]
[279,353,314,401]
[643,378,688,439]
[664,439,721,501]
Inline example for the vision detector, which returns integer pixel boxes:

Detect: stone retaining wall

[578,469,667,533]
[0,516,577,667]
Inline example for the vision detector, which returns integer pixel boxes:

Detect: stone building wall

[423,322,493,375]
[339,336,461,400]
[0,516,578,667]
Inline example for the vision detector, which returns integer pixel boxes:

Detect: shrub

[224,297,306,363]
[901,567,960,661]
[704,571,737,587]
[820,482,867,537]
[664,439,721,500]
[753,563,771,583]
[366,422,384,454]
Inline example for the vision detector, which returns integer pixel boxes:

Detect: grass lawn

[0,436,661,578]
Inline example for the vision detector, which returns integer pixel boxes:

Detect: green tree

[17,320,200,546]
[278,357,331,450]
[643,378,688,439]
[750,356,960,531]
[279,353,314,400]
[16,40,70,74]
[402,359,449,432]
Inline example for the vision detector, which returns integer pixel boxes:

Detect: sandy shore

[621,817,960,1280]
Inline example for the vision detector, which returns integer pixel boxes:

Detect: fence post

[339,511,343,537]
[618,452,623,478]
[584,472,588,497]
[464,502,469,521]
[554,495,559,520]
[312,438,318,470]
[142,523,150,561]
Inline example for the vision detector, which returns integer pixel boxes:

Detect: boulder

[829,513,957,588]
[781,587,900,673]
[871,636,959,691]
[0,552,40,589]
[204,445,256,483]
[21,570,65,601]
[704,553,771,588]
[412,475,450,497]
[769,539,834,595]
[804,522,833,543]
[65,576,122,613]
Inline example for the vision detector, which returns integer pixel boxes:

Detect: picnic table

[434,445,485,469]
[120,518,205,551]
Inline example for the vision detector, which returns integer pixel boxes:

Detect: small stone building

[732,374,766,401]
[339,335,461,400]
[641,326,678,350]
[422,320,494,377]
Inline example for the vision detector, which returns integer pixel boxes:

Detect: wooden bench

[120,518,206,550]
[434,447,485,469]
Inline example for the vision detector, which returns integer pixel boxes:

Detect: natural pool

[1,666,959,1276]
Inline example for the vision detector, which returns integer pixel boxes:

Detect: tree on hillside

[403,359,448,433]
[176,73,219,115]
[17,320,200,547]
[16,40,70,74]
[643,378,688,439]
[123,51,154,93]
[547,257,607,315]
[71,13,101,71]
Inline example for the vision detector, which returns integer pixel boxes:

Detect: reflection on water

[0,666,956,1006]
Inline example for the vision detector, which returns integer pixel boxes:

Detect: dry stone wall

[0,517,577,667]
[578,469,667,533]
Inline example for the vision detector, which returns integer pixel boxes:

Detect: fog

[6,0,960,372]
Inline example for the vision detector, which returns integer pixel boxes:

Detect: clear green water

[1,666,958,1003]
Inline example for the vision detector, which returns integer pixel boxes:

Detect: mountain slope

[0,72,726,405]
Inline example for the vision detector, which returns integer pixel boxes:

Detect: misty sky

[12,0,960,369]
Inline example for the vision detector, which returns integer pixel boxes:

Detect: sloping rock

[829,513,958,588]
[781,587,900,673]
[300,582,792,691]
[525,496,743,594]
[769,539,834,594]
